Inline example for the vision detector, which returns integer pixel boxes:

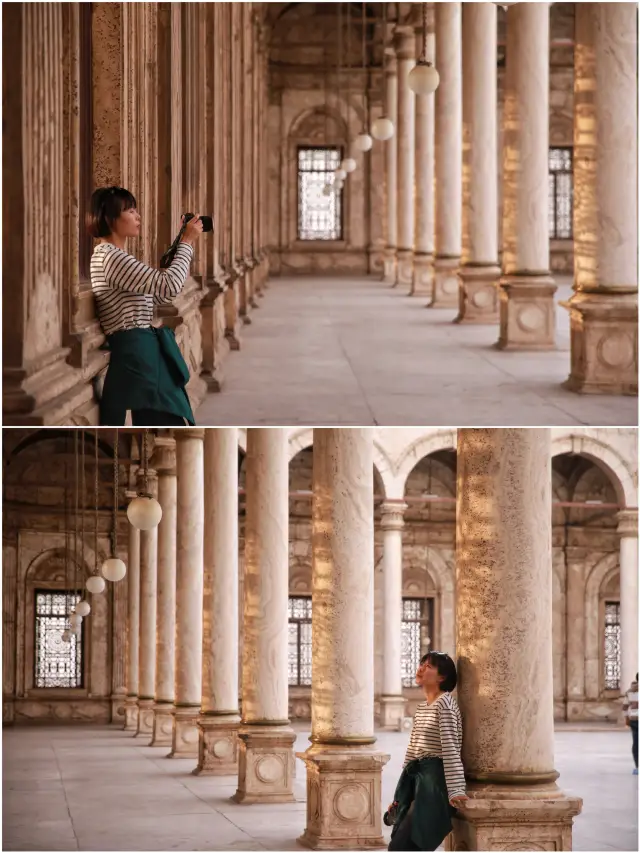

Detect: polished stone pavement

[3,724,637,851]
[196,276,637,427]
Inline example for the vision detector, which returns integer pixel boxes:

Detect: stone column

[136,471,159,739]
[124,512,140,732]
[234,429,295,804]
[150,437,177,748]
[450,430,582,850]
[564,3,638,394]
[298,429,389,848]
[382,43,398,284]
[456,2,501,324]
[411,11,436,298]
[498,3,556,350]
[195,428,241,776]
[618,510,639,693]
[432,2,462,308]
[169,429,205,758]
[379,502,408,728]
[394,27,416,288]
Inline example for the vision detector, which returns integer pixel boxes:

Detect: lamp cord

[112,431,119,559]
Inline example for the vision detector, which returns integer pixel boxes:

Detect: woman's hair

[87,186,137,238]
[421,651,457,692]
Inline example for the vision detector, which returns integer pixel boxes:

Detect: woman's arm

[103,242,194,305]
[438,702,466,799]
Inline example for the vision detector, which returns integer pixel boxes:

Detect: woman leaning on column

[87,186,205,426]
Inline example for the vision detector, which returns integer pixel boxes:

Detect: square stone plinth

[123,698,138,732]
[233,725,296,804]
[456,265,501,324]
[410,253,434,297]
[497,275,557,350]
[445,794,583,851]
[562,291,638,395]
[395,250,413,288]
[431,257,460,308]
[150,704,174,747]
[168,708,200,758]
[297,746,390,850]
[378,696,407,730]
[135,699,154,738]
[383,250,397,284]
[193,714,240,776]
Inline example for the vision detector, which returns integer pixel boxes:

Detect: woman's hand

[449,794,468,808]
[180,214,204,246]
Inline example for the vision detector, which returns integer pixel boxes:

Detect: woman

[88,186,204,426]
[386,652,468,851]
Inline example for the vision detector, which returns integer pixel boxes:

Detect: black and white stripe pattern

[403,692,466,799]
[90,241,194,336]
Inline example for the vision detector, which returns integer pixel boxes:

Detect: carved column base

[368,247,386,277]
[232,725,296,804]
[124,697,139,732]
[430,257,460,308]
[455,265,501,324]
[561,290,638,395]
[444,783,583,852]
[383,249,397,284]
[410,253,434,297]
[497,275,557,350]
[395,249,413,288]
[149,703,174,747]
[135,698,155,738]
[110,692,126,724]
[378,695,407,730]
[168,706,200,758]
[297,746,390,849]
[193,713,241,776]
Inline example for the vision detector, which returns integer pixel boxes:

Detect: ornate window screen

[604,601,621,691]
[401,598,435,688]
[548,147,573,239]
[288,596,312,686]
[297,147,343,241]
[34,591,83,688]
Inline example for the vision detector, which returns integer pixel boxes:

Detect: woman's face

[111,205,141,239]
[415,657,443,689]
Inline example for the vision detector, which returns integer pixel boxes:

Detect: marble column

[456,2,501,324]
[298,429,389,848]
[379,502,408,729]
[150,437,177,748]
[233,429,295,804]
[136,470,159,739]
[411,11,436,298]
[394,27,416,288]
[497,3,556,350]
[564,3,638,394]
[382,42,398,284]
[194,428,241,776]
[124,508,141,732]
[450,430,582,850]
[618,510,639,694]
[432,2,462,308]
[169,429,205,759]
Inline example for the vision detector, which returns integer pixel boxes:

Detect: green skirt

[100,327,195,426]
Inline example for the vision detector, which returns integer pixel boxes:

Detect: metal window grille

[604,601,621,691]
[401,598,435,688]
[34,591,84,688]
[288,596,312,686]
[297,147,343,241]
[548,147,573,239]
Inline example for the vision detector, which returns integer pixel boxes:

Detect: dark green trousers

[388,758,455,852]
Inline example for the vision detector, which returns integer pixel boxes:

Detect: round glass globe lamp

[102,558,127,582]
[75,600,91,617]
[127,494,162,530]
[408,61,440,95]
[86,575,106,595]
[354,133,373,152]
[341,157,356,173]
[334,168,347,181]
[61,629,72,643]
[69,613,83,629]
[371,116,394,141]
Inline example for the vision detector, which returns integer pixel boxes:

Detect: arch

[551,434,636,508]
[584,552,620,700]
[287,104,350,144]
[25,542,100,583]
[394,430,457,498]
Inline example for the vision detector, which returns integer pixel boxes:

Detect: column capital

[136,468,158,497]
[174,428,205,442]
[393,26,416,60]
[151,436,176,476]
[380,501,408,531]
[617,509,638,538]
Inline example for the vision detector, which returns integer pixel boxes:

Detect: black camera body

[182,213,214,232]
[160,213,213,268]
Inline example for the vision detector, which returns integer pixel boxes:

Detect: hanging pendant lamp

[127,430,162,531]
[69,432,83,634]
[340,2,357,173]
[103,430,127,581]
[408,2,440,95]
[61,441,73,644]
[371,2,395,140]
[354,2,373,152]
[86,428,106,594]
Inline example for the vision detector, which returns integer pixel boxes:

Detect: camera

[160,213,214,268]
[182,213,214,232]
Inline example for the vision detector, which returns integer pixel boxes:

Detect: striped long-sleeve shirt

[90,241,194,336]
[403,693,466,799]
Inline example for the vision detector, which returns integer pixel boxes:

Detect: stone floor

[3,724,637,851]
[196,276,638,427]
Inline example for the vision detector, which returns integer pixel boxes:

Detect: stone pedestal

[136,698,155,738]
[124,697,139,732]
[498,276,557,350]
[431,257,460,308]
[150,703,174,748]
[395,249,413,289]
[233,726,297,804]
[411,253,434,298]
[194,714,241,776]
[383,249,397,285]
[456,266,500,324]
[169,707,200,758]
[378,696,407,730]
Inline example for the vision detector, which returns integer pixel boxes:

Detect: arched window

[603,600,621,691]
[548,147,573,239]
[401,597,434,688]
[297,147,343,240]
[288,596,312,686]
[34,590,84,688]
